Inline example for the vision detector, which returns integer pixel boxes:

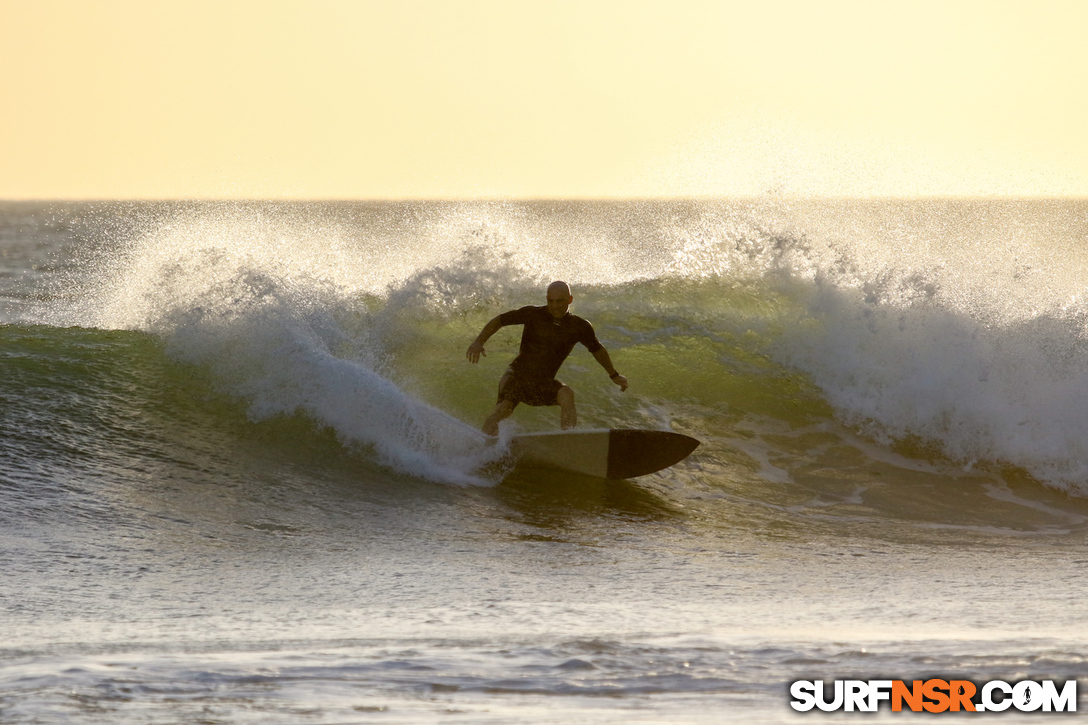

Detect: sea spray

[69,205,513,485]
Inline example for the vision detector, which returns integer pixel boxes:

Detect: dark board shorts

[497,369,563,407]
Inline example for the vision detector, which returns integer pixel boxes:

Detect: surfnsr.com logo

[790,679,1078,713]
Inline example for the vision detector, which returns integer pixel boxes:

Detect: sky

[2,0,1086,199]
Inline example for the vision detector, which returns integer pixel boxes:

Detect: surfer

[466,281,629,436]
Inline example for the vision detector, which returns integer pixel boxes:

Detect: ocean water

[1,199,1087,723]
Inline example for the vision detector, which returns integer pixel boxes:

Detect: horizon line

[4,194,1088,204]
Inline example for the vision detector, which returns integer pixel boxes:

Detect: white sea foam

[694,201,1088,495]
[75,206,515,485]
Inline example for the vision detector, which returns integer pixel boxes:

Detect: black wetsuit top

[499,305,603,381]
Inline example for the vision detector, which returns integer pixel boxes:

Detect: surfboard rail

[510,428,699,479]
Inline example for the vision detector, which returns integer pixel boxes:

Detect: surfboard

[510,428,699,479]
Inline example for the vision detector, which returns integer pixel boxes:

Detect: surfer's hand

[466,341,486,364]
[612,374,628,392]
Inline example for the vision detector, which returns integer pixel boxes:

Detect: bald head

[545,280,573,319]
[547,280,571,297]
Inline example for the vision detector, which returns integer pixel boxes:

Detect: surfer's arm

[592,347,628,392]
[466,315,504,363]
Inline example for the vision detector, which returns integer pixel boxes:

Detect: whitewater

[1,199,1086,722]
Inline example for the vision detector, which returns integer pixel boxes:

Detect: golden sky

[2,0,1086,199]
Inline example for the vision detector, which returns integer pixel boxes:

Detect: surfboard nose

[606,429,700,479]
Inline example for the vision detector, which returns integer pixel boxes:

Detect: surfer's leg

[484,370,519,436]
[482,400,515,436]
[557,385,576,429]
